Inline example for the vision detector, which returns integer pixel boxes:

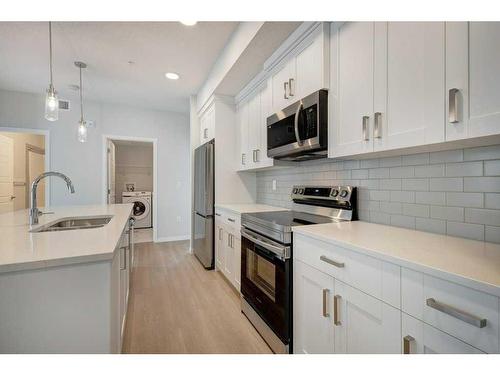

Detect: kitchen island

[0,204,133,353]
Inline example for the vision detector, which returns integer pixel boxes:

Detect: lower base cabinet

[402,313,484,354]
[215,215,241,292]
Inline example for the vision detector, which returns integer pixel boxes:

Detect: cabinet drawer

[402,268,500,353]
[294,233,400,308]
[216,210,240,237]
[402,313,484,354]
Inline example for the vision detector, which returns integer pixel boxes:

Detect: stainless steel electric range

[240,185,357,354]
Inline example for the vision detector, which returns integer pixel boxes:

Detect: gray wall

[0,89,190,241]
[257,146,500,244]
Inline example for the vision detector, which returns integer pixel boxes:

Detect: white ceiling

[0,22,239,113]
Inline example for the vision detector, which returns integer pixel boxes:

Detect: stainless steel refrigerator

[193,139,215,269]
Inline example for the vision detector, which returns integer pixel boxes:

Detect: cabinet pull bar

[227,218,236,223]
[426,298,487,328]
[362,116,370,141]
[374,112,382,139]
[288,78,294,97]
[215,213,221,216]
[204,128,208,139]
[219,228,223,241]
[449,88,459,123]
[403,335,414,354]
[320,255,345,268]
[322,289,330,317]
[284,81,289,99]
[255,149,260,163]
[334,295,341,326]
[241,153,246,166]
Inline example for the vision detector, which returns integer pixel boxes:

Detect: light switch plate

[272,180,277,191]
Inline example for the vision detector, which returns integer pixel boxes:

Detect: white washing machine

[122,191,152,229]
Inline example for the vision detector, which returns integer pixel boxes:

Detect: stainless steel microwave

[267,89,328,161]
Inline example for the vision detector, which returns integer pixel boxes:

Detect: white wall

[0,89,190,241]
[114,143,153,203]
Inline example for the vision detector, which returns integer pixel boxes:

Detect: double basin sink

[31,215,113,233]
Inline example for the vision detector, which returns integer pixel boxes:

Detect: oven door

[267,89,328,159]
[240,230,291,344]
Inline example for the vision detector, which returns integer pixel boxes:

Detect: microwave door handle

[294,101,304,146]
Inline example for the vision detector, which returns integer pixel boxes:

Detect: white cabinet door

[295,25,329,100]
[330,22,375,158]
[233,236,241,292]
[215,220,225,272]
[238,102,249,169]
[293,260,335,354]
[373,22,445,151]
[334,280,401,353]
[248,93,261,168]
[446,22,500,140]
[258,83,273,167]
[223,231,234,282]
[402,313,484,354]
[271,59,295,113]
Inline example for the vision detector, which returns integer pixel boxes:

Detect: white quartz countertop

[0,204,133,274]
[293,221,500,297]
[215,203,288,214]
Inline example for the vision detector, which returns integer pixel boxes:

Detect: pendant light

[75,61,88,143]
[45,22,59,121]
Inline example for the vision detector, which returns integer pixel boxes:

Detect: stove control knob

[298,188,304,194]
[340,190,349,198]
[331,189,339,197]
[293,188,298,194]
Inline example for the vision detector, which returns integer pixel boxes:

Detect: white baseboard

[155,235,190,243]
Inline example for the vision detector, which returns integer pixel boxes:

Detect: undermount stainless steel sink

[31,215,113,233]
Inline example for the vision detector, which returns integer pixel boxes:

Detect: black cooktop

[244,210,339,229]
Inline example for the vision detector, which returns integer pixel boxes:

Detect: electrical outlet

[272,180,277,191]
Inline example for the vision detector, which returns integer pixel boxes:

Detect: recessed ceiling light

[165,72,180,80]
[180,21,197,26]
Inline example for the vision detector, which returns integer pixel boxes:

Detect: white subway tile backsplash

[257,146,500,244]
[465,208,500,226]
[430,206,464,221]
[485,193,500,209]
[464,145,500,161]
[446,221,485,241]
[464,177,500,192]
[414,164,445,177]
[416,218,446,234]
[445,161,483,177]
[446,192,483,208]
[484,160,500,176]
[430,149,463,164]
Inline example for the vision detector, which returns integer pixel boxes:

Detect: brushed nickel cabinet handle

[320,255,345,268]
[204,128,208,139]
[334,295,341,326]
[227,218,235,223]
[215,213,221,217]
[241,153,246,166]
[322,289,330,317]
[255,149,260,163]
[284,81,289,99]
[403,335,414,354]
[374,112,382,139]
[362,116,370,141]
[219,228,223,240]
[227,234,231,247]
[426,298,487,328]
[288,78,294,97]
[449,88,459,123]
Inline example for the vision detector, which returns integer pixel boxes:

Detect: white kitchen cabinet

[334,280,401,354]
[214,208,241,292]
[373,22,445,151]
[215,217,225,272]
[199,103,215,145]
[402,313,484,354]
[293,260,335,354]
[330,22,445,158]
[238,101,249,168]
[232,236,242,291]
[270,23,329,114]
[329,22,375,157]
[446,22,500,141]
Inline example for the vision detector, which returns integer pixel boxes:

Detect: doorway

[0,130,48,214]
[103,135,157,243]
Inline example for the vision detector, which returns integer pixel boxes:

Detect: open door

[26,145,45,209]
[107,139,116,204]
[0,134,14,213]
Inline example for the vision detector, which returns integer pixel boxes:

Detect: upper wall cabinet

[329,22,446,158]
[446,22,500,141]
[269,23,330,114]
[199,102,215,145]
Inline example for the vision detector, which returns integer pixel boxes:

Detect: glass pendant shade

[77,120,87,143]
[45,86,59,122]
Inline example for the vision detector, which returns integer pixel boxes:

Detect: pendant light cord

[48,22,53,87]
[79,65,84,123]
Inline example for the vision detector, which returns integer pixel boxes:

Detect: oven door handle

[241,228,290,260]
[294,101,304,146]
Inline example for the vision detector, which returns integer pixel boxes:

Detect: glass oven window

[246,249,276,302]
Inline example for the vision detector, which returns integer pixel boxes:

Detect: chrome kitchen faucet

[29,172,75,225]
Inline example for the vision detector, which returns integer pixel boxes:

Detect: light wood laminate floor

[122,240,272,354]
